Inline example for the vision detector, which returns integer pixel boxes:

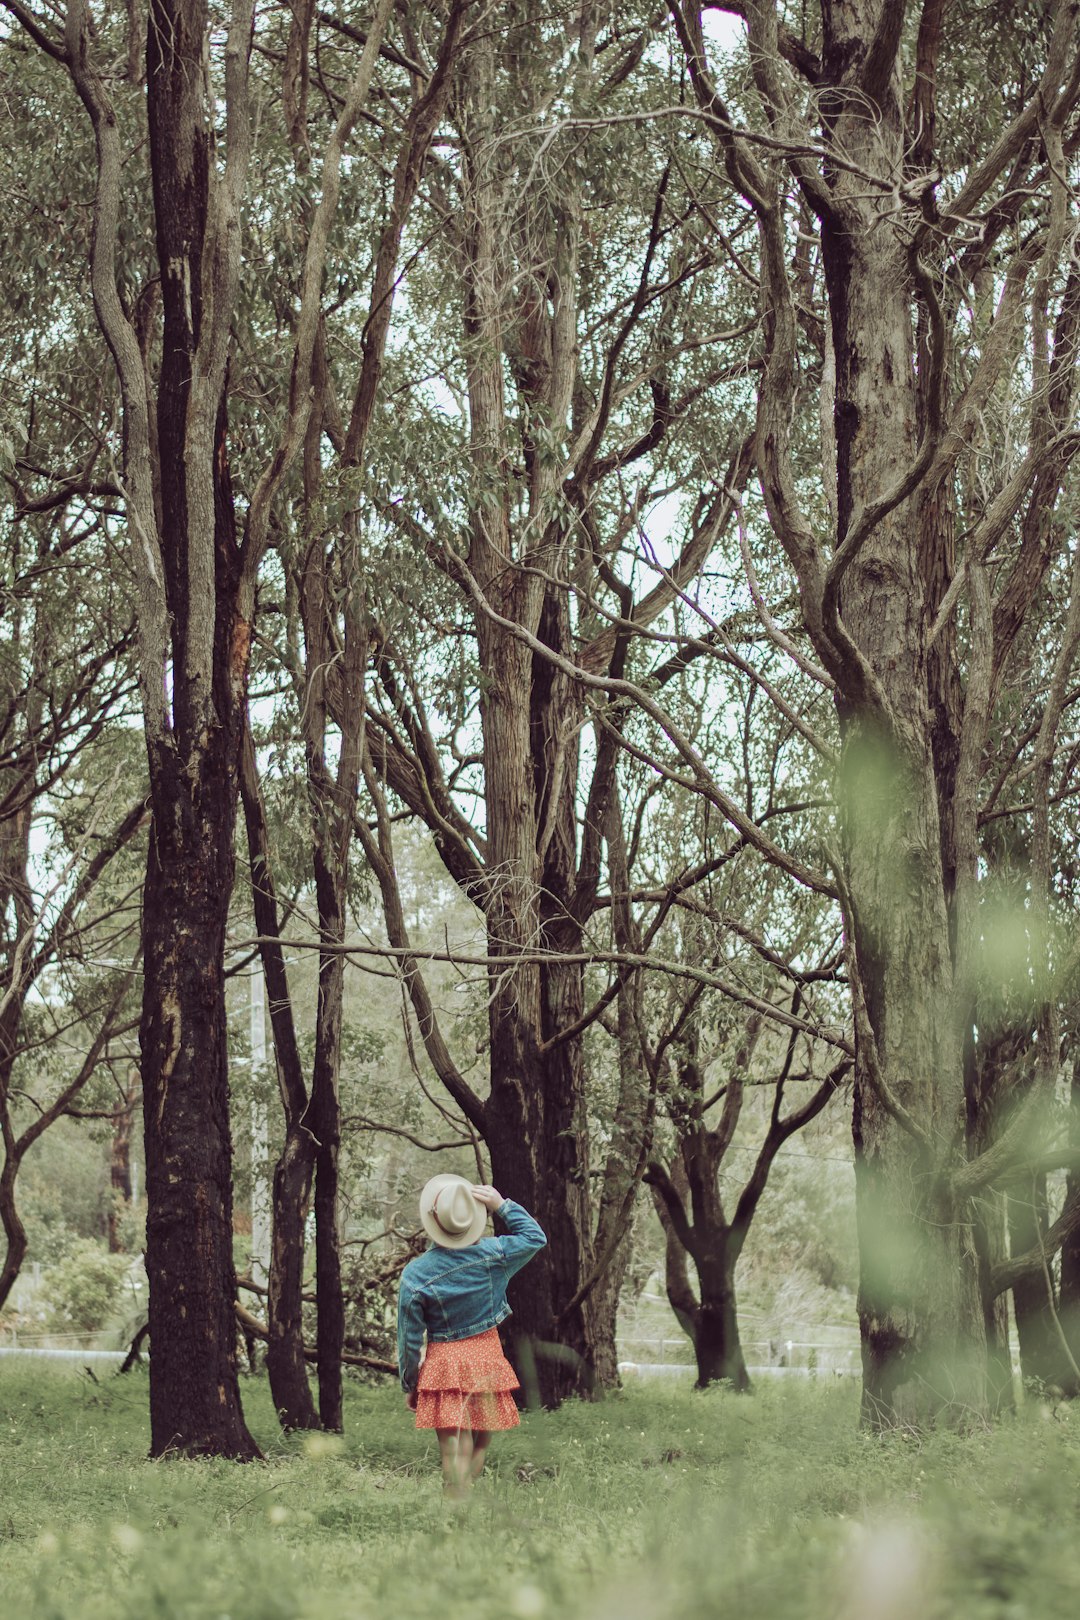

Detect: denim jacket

[397,1199,546,1393]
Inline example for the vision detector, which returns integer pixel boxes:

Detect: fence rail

[618,1334,860,1371]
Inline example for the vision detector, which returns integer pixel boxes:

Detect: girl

[397,1176,546,1496]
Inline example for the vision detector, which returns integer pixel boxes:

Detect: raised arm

[472,1183,547,1276]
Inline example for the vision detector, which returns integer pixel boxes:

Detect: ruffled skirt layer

[415,1325,520,1431]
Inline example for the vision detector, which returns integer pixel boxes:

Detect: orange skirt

[415,1325,520,1431]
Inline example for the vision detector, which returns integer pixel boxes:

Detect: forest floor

[1,1365,1078,1620]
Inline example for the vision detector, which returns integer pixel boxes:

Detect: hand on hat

[471,1184,504,1213]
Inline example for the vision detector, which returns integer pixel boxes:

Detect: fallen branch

[233,1301,397,1375]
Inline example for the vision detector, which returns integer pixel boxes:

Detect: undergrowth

[1,1365,1078,1620]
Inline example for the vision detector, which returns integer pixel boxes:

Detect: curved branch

[991,1182,1080,1299]
[1,0,68,60]
[644,1159,695,1256]
[449,553,837,897]
[343,1116,473,1153]
[354,744,487,1133]
[234,1301,396,1374]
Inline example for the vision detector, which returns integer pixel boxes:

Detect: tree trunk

[138,0,259,1459]
[239,715,320,1430]
[310,974,345,1431]
[975,1184,1014,1413]
[1010,1173,1071,1390]
[0,1144,27,1316]
[967,1039,1016,1414]
[266,1131,319,1427]
[299,536,365,1432]
[650,1163,750,1390]
[819,0,988,1428]
[481,611,597,1402]
[853,1087,985,1428]
[486,1065,594,1405]
[307,789,348,1430]
[583,1233,632,1391]
[141,756,258,1458]
[693,1261,751,1391]
[1060,1054,1080,1388]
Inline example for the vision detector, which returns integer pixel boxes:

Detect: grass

[2,1365,1079,1620]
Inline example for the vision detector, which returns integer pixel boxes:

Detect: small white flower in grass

[268,1504,288,1525]
[510,1582,546,1618]
[37,1532,59,1557]
[112,1524,142,1555]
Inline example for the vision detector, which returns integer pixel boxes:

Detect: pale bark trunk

[457,22,606,1405]
[816,0,987,1428]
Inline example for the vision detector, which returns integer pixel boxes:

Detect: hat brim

[418,1173,487,1248]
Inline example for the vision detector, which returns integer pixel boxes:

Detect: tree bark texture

[453,21,622,1404]
[1060,1056,1080,1388]
[239,718,320,1430]
[1008,1173,1069,1390]
[477,592,601,1402]
[817,0,986,1427]
[649,1157,751,1390]
[138,0,260,1459]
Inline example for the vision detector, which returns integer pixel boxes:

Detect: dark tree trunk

[266,1132,319,1426]
[692,1268,751,1391]
[481,587,598,1406]
[0,761,38,1311]
[310,1002,345,1431]
[486,1061,594,1405]
[649,1162,751,1390]
[239,716,320,1430]
[138,0,260,1461]
[299,535,365,1433]
[1060,1055,1080,1388]
[308,832,347,1431]
[1010,1174,1071,1390]
[141,763,258,1458]
[0,1146,27,1316]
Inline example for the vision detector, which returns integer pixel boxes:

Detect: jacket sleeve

[496,1199,547,1279]
[397,1276,426,1394]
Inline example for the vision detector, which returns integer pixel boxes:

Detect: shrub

[42,1238,133,1334]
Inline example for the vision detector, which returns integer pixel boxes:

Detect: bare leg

[469,1430,492,1481]
[436,1427,474,1498]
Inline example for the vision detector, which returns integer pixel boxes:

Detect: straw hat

[418,1173,487,1249]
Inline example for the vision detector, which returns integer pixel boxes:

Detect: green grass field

[2,1365,1078,1620]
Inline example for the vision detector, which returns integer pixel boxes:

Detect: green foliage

[41,1240,133,1335]
[746,1142,858,1298]
[2,1371,1080,1619]
[16,1128,116,1265]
